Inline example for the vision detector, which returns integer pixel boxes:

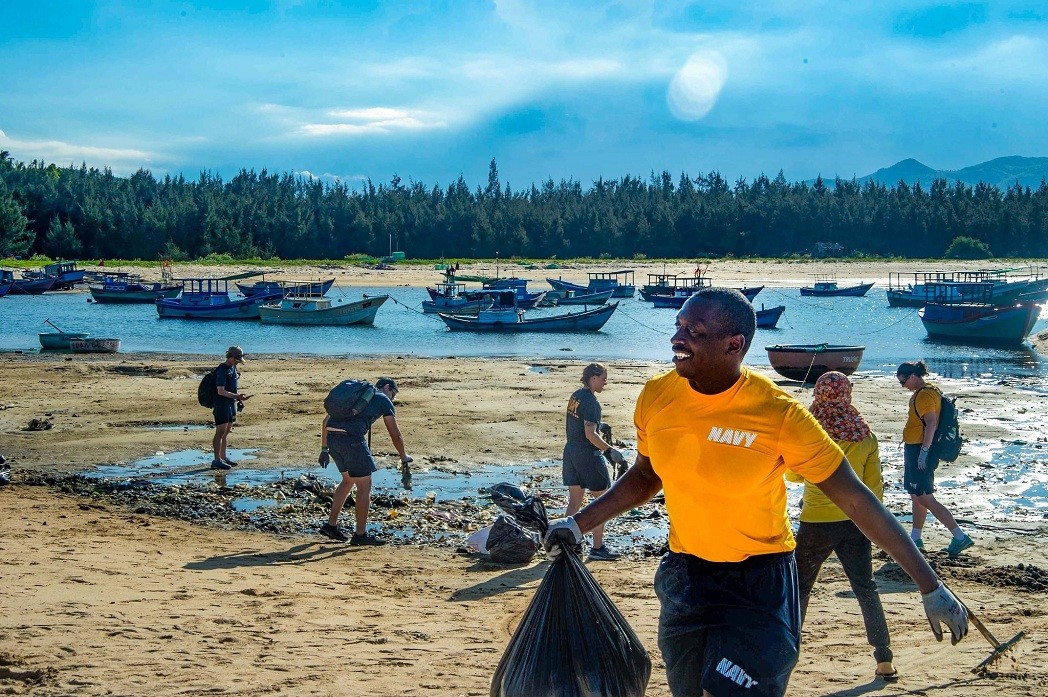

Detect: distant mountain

[814,156,1048,189]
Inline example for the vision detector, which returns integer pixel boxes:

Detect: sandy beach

[2,260,1048,695]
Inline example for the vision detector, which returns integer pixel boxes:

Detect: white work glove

[604,448,626,466]
[917,447,930,470]
[542,517,583,559]
[922,583,969,645]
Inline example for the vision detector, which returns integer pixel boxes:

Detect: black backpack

[324,380,376,421]
[917,386,963,463]
[197,365,222,408]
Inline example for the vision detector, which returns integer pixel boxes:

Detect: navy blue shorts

[562,445,611,491]
[328,433,377,478]
[213,402,236,426]
[655,550,800,697]
[903,443,937,496]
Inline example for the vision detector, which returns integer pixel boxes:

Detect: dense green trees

[0,154,1045,260]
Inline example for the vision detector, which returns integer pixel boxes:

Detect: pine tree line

[1,154,1046,260]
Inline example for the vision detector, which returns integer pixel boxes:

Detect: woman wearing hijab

[786,371,897,681]
[896,360,974,556]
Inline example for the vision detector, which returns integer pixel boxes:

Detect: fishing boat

[423,275,495,314]
[480,277,547,309]
[259,293,389,326]
[639,273,711,301]
[438,292,618,332]
[24,261,85,290]
[236,277,335,298]
[919,301,1042,346]
[755,304,786,329]
[0,269,56,294]
[156,277,283,319]
[556,289,614,306]
[68,338,121,353]
[89,272,182,303]
[650,285,764,309]
[547,269,636,298]
[0,278,12,298]
[800,275,874,297]
[887,267,1048,307]
[765,344,865,382]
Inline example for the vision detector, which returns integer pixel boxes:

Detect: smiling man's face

[671,297,746,394]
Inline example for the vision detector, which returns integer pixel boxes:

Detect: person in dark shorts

[897,360,974,557]
[787,371,896,681]
[317,377,412,546]
[211,346,250,470]
[563,363,626,561]
[543,289,968,697]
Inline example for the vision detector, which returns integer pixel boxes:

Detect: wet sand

[3,264,1048,694]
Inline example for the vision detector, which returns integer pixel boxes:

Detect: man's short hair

[375,377,398,392]
[689,287,756,356]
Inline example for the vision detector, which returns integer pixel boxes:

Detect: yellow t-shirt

[635,367,844,562]
[785,434,883,523]
[903,384,941,445]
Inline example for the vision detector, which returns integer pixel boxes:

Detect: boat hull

[557,289,613,306]
[438,302,618,332]
[39,332,91,350]
[68,338,121,353]
[546,278,587,293]
[156,291,283,319]
[919,302,1041,346]
[422,297,493,314]
[9,276,56,294]
[259,295,389,325]
[90,285,182,303]
[755,305,786,329]
[765,344,865,382]
[0,281,11,298]
[800,282,874,297]
[237,278,335,297]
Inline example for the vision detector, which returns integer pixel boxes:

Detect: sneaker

[945,534,974,557]
[210,459,231,470]
[588,545,621,561]
[914,538,924,551]
[319,523,349,542]
[400,463,413,490]
[223,458,238,468]
[351,533,387,546]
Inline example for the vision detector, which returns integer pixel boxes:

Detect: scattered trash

[24,418,53,431]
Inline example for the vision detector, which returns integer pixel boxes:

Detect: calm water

[1,286,1045,381]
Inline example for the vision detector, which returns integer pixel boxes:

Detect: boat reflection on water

[924,346,1042,381]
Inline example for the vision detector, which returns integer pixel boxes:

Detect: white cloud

[667,52,728,120]
[0,129,157,174]
[295,107,448,137]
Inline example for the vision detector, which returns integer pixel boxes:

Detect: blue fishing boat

[0,269,56,294]
[919,301,1042,346]
[547,270,636,298]
[0,278,12,298]
[89,272,182,303]
[25,261,85,290]
[650,285,763,309]
[887,267,1048,307]
[755,304,786,329]
[156,278,283,319]
[438,291,618,332]
[236,277,335,298]
[556,289,614,306]
[259,294,388,325]
[423,276,494,314]
[800,274,874,297]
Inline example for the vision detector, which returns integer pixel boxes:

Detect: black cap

[375,377,398,391]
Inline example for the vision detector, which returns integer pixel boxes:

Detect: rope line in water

[857,309,920,336]
[388,295,443,321]
[616,306,673,335]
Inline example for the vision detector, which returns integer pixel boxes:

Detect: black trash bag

[487,515,540,564]
[487,482,549,535]
[490,490,651,697]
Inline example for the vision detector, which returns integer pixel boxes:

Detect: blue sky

[1,1,1046,189]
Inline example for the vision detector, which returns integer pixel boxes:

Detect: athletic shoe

[223,458,238,468]
[351,533,387,546]
[945,534,974,558]
[914,538,924,551]
[588,545,621,561]
[210,459,231,470]
[319,523,349,542]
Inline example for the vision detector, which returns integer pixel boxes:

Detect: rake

[967,606,1025,674]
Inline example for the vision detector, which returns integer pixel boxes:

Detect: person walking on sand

[786,371,897,682]
[563,363,626,561]
[317,377,412,546]
[543,289,968,697]
[211,346,250,470]
[897,360,974,557]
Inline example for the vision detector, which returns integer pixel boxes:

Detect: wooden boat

[887,268,1048,307]
[1,269,56,294]
[765,344,865,382]
[546,277,588,294]
[259,294,389,325]
[89,272,182,303]
[156,278,283,319]
[547,269,636,298]
[639,274,711,300]
[438,298,619,332]
[755,304,786,329]
[68,338,121,353]
[650,285,763,309]
[25,261,85,290]
[919,301,1041,346]
[556,289,613,306]
[39,331,91,349]
[236,277,335,297]
[800,275,874,297]
[423,278,494,314]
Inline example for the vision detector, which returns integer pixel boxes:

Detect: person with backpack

[897,360,974,557]
[210,346,250,470]
[787,371,897,682]
[318,377,412,545]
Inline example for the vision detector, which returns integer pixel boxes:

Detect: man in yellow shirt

[544,288,968,697]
